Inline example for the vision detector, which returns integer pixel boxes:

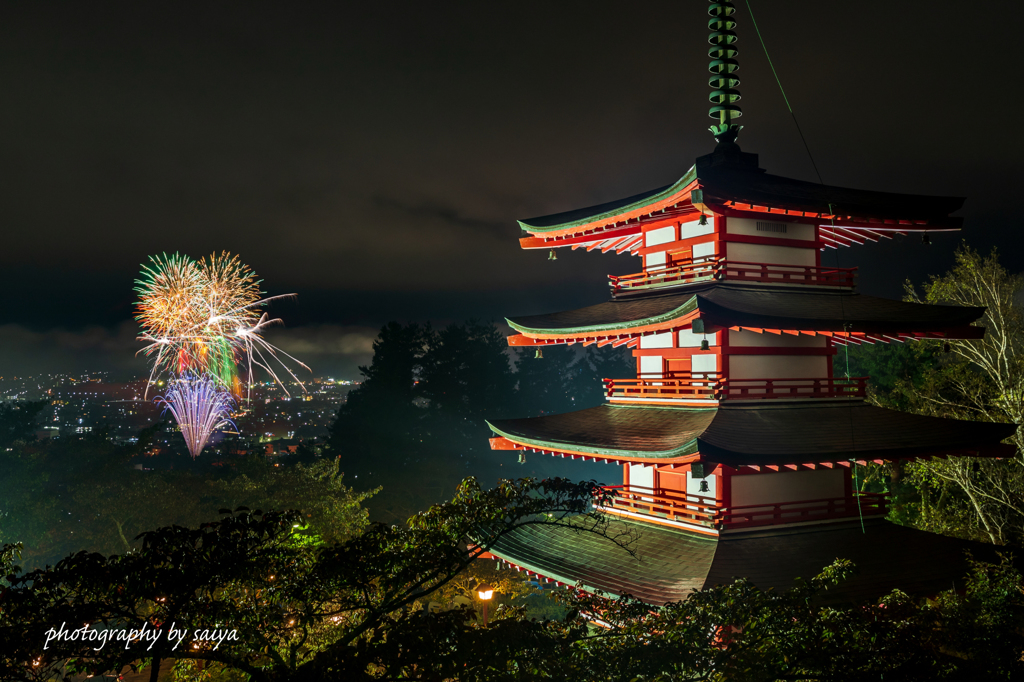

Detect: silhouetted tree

[418,320,517,440]
[0,400,45,449]
[328,322,429,462]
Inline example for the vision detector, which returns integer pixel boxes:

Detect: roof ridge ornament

[708,1,743,147]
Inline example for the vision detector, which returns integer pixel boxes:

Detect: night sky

[2,1,1022,378]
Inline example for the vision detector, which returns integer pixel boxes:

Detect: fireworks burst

[135,251,309,397]
[156,374,236,458]
[135,251,309,458]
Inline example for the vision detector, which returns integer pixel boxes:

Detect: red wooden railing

[604,376,868,402]
[717,376,868,399]
[716,493,889,529]
[609,255,857,293]
[599,485,889,530]
[603,372,722,401]
[600,485,719,526]
[609,255,722,291]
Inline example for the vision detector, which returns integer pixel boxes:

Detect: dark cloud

[0,0,1021,377]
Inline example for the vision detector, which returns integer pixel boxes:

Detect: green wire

[745,0,825,188]
[746,0,866,533]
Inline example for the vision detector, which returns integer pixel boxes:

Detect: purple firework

[157,374,236,458]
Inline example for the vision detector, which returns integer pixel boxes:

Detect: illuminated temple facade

[481,1,1016,604]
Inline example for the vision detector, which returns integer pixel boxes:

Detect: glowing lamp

[476,583,495,628]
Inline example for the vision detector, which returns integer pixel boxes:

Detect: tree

[843,245,1024,545]
[418,320,518,438]
[899,246,1024,545]
[3,478,1024,681]
[0,423,374,570]
[0,400,45,449]
[328,321,430,461]
[0,477,614,681]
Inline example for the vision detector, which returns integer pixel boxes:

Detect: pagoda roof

[519,148,964,241]
[488,517,1006,606]
[487,402,1016,466]
[506,283,985,339]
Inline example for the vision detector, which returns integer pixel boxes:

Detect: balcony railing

[600,485,889,530]
[603,372,722,401]
[609,255,857,294]
[600,485,719,526]
[604,375,868,402]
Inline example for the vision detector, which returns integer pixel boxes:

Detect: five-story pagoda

[482,1,1017,605]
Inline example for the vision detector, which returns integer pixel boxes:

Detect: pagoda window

[727,218,815,241]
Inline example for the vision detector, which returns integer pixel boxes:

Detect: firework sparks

[156,374,236,458]
[134,251,309,397]
[136,251,309,458]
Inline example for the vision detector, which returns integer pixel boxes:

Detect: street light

[477,583,494,628]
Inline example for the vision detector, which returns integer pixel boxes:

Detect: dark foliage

[3,478,1023,681]
[327,320,631,521]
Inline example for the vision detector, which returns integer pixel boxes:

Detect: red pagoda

[483,1,1017,604]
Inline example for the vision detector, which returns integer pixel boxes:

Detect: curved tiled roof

[517,148,964,235]
[506,284,985,337]
[519,182,677,231]
[489,404,714,459]
[488,403,1016,464]
[700,403,1017,464]
[490,517,716,604]
[489,518,1006,606]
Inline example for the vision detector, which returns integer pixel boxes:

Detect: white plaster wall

[640,332,674,349]
[726,217,816,241]
[730,469,844,507]
[629,464,655,490]
[728,355,828,380]
[645,225,676,246]
[728,330,825,348]
[692,241,716,259]
[639,355,663,376]
[691,354,718,374]
[646,252,666,268]
[727,242,816,267]
[686,470,717,499]
[679,329,718,348]
[681,219,715,240]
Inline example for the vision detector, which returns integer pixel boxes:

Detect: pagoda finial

[708,1,743,145]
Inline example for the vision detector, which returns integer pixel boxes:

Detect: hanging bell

[548,249,558,261]
[700,338,710,351]
[518,451,526,464]
[698,213,708,226]
[534,348,544,359]
[922,233,931,245]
